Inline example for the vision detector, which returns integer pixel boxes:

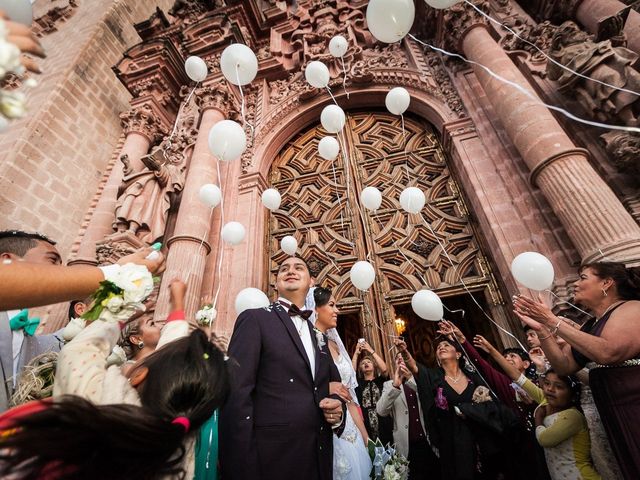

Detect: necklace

[445,372,463,384]
[596,300,625,323]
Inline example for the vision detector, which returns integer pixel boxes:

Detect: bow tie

[280,301,313,320]
[9,309,40,336]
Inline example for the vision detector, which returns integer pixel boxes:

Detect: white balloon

[281,236,298,256]
[220,43,258,86]
[425,0,463,9]
[511,252,555,291]
[350,261,376,291]
[329,35,348,58]
[366,0,415,44]
[411,290,443,321]
[305,61,330,89]
[320,105,346,133]
[399,187,426,214]
[198,184,222,208]
[385,87,410,115]
[360,187,382,211]
[221,221,246,245]
[235,287,270,315]
[261,188,281,211]
[184,56,208,82]
[0,0,32,26]
[318,136,340,160]
[208,120,247,162]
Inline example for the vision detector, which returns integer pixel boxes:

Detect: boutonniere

[195,304,217,326]
[313,327,327,352]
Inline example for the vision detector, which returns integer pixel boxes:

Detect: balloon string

[417,215,527,350]
[407,33,640,134]
[326,86,339,106]
[187,207,215,311]
[340,56,350,99]
[337,129,365,248]
[235,64,255,145]
[213,160,226,313]
[329,150,347,238]
[545,289,594,318]
[462,0,640,98]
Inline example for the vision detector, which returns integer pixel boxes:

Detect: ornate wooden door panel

[267,112,500,357]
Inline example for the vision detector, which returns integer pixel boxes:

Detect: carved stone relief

[601,131,640,179]
[33,0,79,37]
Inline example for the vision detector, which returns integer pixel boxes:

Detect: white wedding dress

[333,354,372,480]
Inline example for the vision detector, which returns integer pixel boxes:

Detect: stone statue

[601,131,640,178]
[547,21,640,127]
[113,144,186,244]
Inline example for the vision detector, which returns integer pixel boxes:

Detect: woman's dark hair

[434,335,468,369]
[0,329,230,479]
[544,369,581,408]
[580,262,640,300]
[313,286,332,308]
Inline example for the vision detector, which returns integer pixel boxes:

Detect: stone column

[154,87,234,322]
[70,105,165,266]
[445,3,640,263]
[575,0,640,54]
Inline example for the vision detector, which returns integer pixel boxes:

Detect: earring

[137,341,144,349]
[602,288,608,297]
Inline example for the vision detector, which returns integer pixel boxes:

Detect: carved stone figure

[547,21,640,126]
[601,131,640,178]
[113,145,186,244]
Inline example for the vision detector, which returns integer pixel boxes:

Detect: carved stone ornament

[95,232,146,266]
[424,51,466,118]
[120,105,168,144]
[500,20,557,64]
[32,0,79,37]
[601,131,640,179]
[439,0,490,54]
[529,0,585,24]
[195,84,237,115]
[547,21,640,127]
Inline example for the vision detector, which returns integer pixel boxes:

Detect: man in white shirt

[0,230,64,411]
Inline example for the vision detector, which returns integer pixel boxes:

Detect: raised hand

[472,335,494,354]
[1,11,46,74]
[513,294,555,327]
[117,247,166,274]
[437,320,466,343]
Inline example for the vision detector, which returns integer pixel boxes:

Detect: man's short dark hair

[523,324,535,334]
[502,347,530,362]
[0,230,56,257]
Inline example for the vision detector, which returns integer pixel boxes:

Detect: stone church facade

[2,0,639,364]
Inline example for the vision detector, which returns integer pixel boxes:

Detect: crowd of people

[0,229,639,479]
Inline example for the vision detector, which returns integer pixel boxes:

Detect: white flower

[314,328,326,350]
[195,305,217,326]
[100,302,145,323]
[105,295,124,313]
[0,89,26,119]
[113,263,154,304]
[62,317,86,342]
[106,345,127,367]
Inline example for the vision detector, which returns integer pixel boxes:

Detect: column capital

[195,84,238,117]
[120,104,168,144]
[438,0,490,54]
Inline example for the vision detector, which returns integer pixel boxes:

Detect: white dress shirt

[7,309,23,387]
[278,297,316,379]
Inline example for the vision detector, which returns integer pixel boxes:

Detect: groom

[220,257,345,480]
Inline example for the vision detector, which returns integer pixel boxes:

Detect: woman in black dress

[409,337,518,480]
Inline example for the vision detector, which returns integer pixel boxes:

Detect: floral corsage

[83,263,154,323]
[195,304,217,327]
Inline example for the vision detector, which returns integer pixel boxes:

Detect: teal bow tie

[9,309,40,336]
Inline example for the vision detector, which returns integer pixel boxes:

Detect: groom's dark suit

[220,302,344,480]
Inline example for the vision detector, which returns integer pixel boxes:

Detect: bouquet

[368,438,409,480]
[195,304,217,326]
[83,263,154,323]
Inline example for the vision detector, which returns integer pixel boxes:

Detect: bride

[308,287,373,480]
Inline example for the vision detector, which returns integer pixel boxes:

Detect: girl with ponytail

[0,279,229,479]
